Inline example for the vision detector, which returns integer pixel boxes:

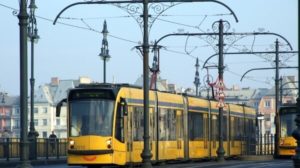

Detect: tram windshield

[70,99,115,137]
[280,113,297,137]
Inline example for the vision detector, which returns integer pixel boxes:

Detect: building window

[43,119,47,126]
[34,119,38,126]
[43,131,47,138]
[56,119,60,126]
[264,100,271,108]
[15,108,20,114]
[43,108,47,113]
[34,108,38,113]
[13,119,20,129]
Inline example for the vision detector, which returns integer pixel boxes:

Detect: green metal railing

[241,134,274,156]
[0,138,67,161]
[0,135,274,161]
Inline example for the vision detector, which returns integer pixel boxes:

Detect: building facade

[0,93,19,138]
[258,76,298,135]
[0,77,92,138]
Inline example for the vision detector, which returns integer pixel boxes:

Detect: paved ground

[0,157,294,168]
[152,159,293,168]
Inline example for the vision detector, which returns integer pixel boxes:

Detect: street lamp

[150,44,160,90]
[27,0,39,160]
[257,113,264,155]
[99,20,111,83]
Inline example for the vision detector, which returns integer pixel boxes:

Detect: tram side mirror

[56,98,67,117]
[120,97,127,116]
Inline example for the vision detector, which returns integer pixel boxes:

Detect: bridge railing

[241,133,275,156]
[0,134,275,161]
[0,137,67,161]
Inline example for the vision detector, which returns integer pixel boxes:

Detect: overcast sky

[0,0,298,95]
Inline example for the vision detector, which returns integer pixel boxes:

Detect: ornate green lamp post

[292,6,300,167]
[99,20,111,83]
[27,0,39,160]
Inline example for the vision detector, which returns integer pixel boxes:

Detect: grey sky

[0,0,298,95]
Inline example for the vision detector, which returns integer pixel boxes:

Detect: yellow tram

[56,83,256,167]
[278,105,297,157]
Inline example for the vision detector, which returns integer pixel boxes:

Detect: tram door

[211,114,218,157]
[130,106,153,163]
[176,110,184,158]
[126,106,133,163]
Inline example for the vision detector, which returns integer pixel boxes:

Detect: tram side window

[234,117,243,140]
[244,119,249,138]
[158,108,176,141]
[133,106,144,141]
[239,118,244,140]
[189,112,204,140]
[115,104,121,141]
[211,115,218,142]
[115,102,126,142]
[158,108,166,140]
[230,117,235,147]
[245,119,254,138]
[168,109,176,140]
[249,119,255,139]
[233,117,237,140]
[281,113,297,137]
[230,117,234,140]
[176,110,183,139]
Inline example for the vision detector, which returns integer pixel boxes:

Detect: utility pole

[140,1,152,167]
[274,39,280,157]
[292,6,300,167]
[18,0,32,167]
[216,19,225,162]
[27,0,39,160]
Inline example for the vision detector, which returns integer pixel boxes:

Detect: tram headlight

[69,140,75,149]
[106,139,112,149]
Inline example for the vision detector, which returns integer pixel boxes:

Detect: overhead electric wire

[156,17,204,31]
[225,69,273,86]
[0,2,139,44]
[161,47,199,60]
[59,15,132,20]
[0,3,16,11]
[2,2,292,87]
[160,13,232,17]
[58,13,232,20]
